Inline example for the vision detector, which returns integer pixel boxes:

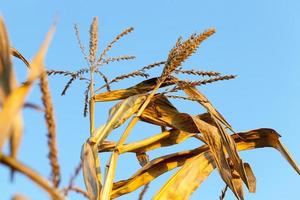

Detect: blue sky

[1,0,300,199]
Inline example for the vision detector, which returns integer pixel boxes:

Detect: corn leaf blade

[111,128,300,199]
[81,142,101,200]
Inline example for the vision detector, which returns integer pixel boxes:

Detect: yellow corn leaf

[93,77,176,102]
[140,95,180,127]
[153,151,245,200]
[111,147,203,198]
[140,95,199,132]
[244,163,256,193]
[215,120,250,192]
[100,152,118,200]
[192,116,243,199]
[81,142,101,200]
[111,128,299,199]
[90,94,146,144]
[9,113,23,164]
[152,151,214,200]
[234,128,300,174]
[180,82,250,191]
[141,95,217,133]
[0,16,14,99]
[0,20,54,150]
[180,83,231,130]
[153,128,299,200]
[98,129,195,154]
[0,16,24,180]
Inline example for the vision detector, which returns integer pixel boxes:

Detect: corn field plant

[0,16,299,200]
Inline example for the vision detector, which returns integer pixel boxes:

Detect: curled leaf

[11,47,30,67]
[182,83,250,193]
[111,128,300,199]
[192,116,243,199]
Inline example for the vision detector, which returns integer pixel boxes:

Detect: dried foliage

[0,16,299,200]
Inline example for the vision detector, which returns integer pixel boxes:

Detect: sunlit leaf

[98,129,195,154]
[181,83,250,192]
[152,151,214,200]
[81,142,101,200]
[141,95,218,133]
[244,163,256,193]
[0,17,24,179]
[101,131,180,153]
[111,128,300,199]
[0,16,14,99]
[140,95,199,132]
[0,19,54,150]
[111,147,201,198]
[90,94,146,144]
[180,83,231,129]
[93,77,176,102]
[192,116,243,199]
[10,47,30,67]
[100,152,118,200]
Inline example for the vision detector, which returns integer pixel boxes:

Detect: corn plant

[0,16,299,200]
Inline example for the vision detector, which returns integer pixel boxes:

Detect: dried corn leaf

[0,16,14,99]
[0,17,24,179]
[136,152,149,167]
[93,77,176,102]
[141,95,217,133]
[140,95,181,127]
[111,147,202,198]
[192,116,243,199]
[81,142,101,200]
[181,83,250,191]
[9,113,23,165]
[234,128,300,174]
[0,21,54,150]
[100,152,118,200]
[98,129,195,154]
[11,47,30,67]
[179,83,231,129]
[244,163,256,193]
[153,128,298,200]
[140,95,197,132]
[111,128,300,199]
[90,94,146,144]
[152,151,215,200]
[215,120,250,192]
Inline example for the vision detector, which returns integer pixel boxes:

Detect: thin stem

[0,153,63,200]
[219,185,229,200]
[62,185,90,199]
[138,183,149,200]
[63,161,82,196]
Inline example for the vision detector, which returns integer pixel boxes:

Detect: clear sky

[1,0,300,200]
